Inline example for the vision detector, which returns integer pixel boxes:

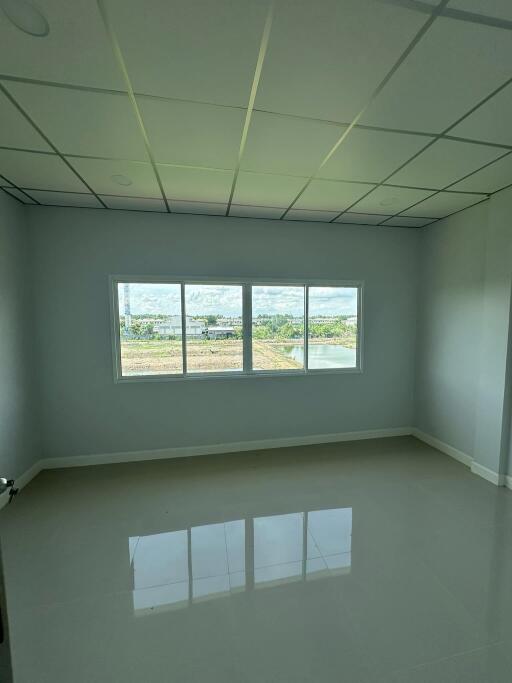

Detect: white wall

[416,188,512,477]
[28,207,419,460]
[0,192,40,479]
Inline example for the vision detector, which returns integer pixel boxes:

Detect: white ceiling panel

[0,89,51,151]
[402,191,487,218]
[388,139,503,189]
[450,152,512,193]
[255,0,427,121]
[0,149,88,192]
[449,83,512,147]
[232,172,305,208]
[285,209,339,222]
[336,213,390,225]
[294,180,375,212]
[382,216,436,228]
[0,0,123,89]
[107,0,269,106]
[27,190,102,208]
[138,97,244,168]
[172,201,227,216]
[448,0,512,21]
[319,128,433,183]
[7,83,147,160]
[241,112,344,177]
[69,158,160,197]
[101,196,166,212]
[229,205,285,219]
[2,187,36,204]
[158,166,233,203]
[350,186,435,214]
[362,17,512,133]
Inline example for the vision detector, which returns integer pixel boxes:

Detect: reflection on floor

[131,508,352,613]
[2,436,512,682]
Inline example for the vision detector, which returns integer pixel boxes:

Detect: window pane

[252,286,305,371]
[118,282,182,376]
[307,287,358,369]
[184,285,243,373]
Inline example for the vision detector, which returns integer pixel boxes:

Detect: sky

[118,284,357,317]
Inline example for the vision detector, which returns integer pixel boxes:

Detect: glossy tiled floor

[2,436,512,682]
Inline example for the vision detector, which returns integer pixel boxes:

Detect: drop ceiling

[1,0,511,228]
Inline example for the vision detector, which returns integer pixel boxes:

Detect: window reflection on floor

[130,508,352,614]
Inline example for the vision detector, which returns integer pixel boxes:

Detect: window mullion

[181,283,187,375]
[304,285,309,373]
[242,284,253,372]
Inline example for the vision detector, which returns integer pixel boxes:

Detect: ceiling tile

[138,97,244,167]
[449,152,512,193]
[294,179,375,212]
[388,139,503,189]
[0,89,51,152]
[172,201,227,216]
[1,187,36,204]
[229,205,284,219]
[402,192,487,218]
[361,17,512,133]
[232,172,305,208]
[255,0,427,121]
[0,149,88,192]
[285,209,339,222]
[27,190,102,208]
[69,158,160,197]
[107,0,269,106]
[449,83,512,147]
[7,83,147,160]
[350,186,435,214]
[157,166,233,203]
[382,216,436,228]
[101,196,166,212]
[241,111,344,177]
[319,129,433,183]
[448,0,512,21]
[336,213,390,225]
[0,0,123,89]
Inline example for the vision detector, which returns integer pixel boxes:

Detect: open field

[120,336,356,375]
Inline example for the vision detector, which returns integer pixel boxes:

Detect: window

[113,279,361,380]
[252,286,304,371]
[184,284,243,373]
[117,282,183,376]
[307,286,358,369]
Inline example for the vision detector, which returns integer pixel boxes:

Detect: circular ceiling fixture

[379,197,399,207]
[0,0,50,37]
[111,174,132,186]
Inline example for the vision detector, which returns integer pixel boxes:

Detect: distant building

[154,315,204,338]
[205,326,235,340]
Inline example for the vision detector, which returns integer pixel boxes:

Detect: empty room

[1,0,512,681]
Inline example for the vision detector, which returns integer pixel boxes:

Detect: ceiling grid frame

[0,82,108,206]
[278,0,452,219]
[0,1,511,223]
[95,0,171,212]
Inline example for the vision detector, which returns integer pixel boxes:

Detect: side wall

[28,207,419,460]
[0,192,40,480]
[416,189,512,478]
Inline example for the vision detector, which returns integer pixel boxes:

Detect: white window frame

[110,276,364,383]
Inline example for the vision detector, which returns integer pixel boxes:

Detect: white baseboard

[411,428,473,467]
[412,428,509,487]
[470,461,506,486]
[40,426,414,470]
[0,460,43,512]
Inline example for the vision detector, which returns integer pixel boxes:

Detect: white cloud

[118,283,357,317]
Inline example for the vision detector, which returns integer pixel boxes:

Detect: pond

[277,344,356,369]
